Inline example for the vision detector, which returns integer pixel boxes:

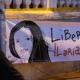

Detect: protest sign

[4,19,80,63]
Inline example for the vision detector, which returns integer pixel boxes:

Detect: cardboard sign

[4,19,80,63]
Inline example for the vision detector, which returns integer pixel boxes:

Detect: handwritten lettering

[51,28,80,42]
[54,43,80,57]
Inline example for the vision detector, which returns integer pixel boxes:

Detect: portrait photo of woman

[9,20,51,63]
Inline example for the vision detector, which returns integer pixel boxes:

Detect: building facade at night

[4,0,80,9]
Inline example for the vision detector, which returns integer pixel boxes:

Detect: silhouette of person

[0,48,24,80]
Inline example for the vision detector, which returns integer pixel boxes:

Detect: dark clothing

[0,49,24,80]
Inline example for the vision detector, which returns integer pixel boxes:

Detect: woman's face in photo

[14,27,33,60]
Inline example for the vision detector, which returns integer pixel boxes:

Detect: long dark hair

[9,21,51,62]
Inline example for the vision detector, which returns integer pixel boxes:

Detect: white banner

[4,19,80,63]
